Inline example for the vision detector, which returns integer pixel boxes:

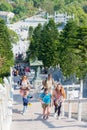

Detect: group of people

[39,74,66,120]
[19,73,66,119]
[19,75,33,115]
[13,64,30,78]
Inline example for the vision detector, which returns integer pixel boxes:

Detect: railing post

[78,100,82,121]
[80,80,83,98]
[0,99,3,130]
[77,80,83,121]
[67,86,68,99]
[61,102,64,117]
[68,100,72,119]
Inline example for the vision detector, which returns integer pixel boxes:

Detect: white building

[0,11,14,24]
[47,12,74,24]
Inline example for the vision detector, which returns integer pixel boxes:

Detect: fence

[34,77,87,122]
[0,73,13,130]
[62,98,87,122]
[63,80,83,99]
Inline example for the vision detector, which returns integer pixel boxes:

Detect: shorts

[42,103,49,109]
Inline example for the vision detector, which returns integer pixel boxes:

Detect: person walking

[22,91,33,115]
[52,82,66,119]
[21,75,31,88]
[39,88,51,119]
[42,74,55,94]
[19,75,31,97]
[22,91,29,115]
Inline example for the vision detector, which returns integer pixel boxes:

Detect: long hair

[55,83,66,99]
[60,87,66,99]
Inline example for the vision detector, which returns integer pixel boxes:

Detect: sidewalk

[10,89,87,130]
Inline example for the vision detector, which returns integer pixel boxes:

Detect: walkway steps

[10,89,87,130]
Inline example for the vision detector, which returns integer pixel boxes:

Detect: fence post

[78,99,82,121]
[0,99,3,130]
[80,80,83,98]
[77,80,83,121]
[68,100,72,118]
[61,102,64,117]
[67,86,68,99]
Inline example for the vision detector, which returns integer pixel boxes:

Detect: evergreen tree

[29,23,42,59]
[59,20,87,78]
[0,19,13,80]
[39,19,59,67]
[76,26,87,78]
[29,19,59,67]
[28,26,33,39]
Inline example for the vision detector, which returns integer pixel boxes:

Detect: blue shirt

[39,93,51,104]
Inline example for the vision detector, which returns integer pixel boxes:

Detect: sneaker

[42,115,45,119]
[54,113,57,118]
[57,116,61,120]
[45,115,48,120]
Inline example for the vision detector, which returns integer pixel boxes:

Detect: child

[39,88,51,119]
[22,91,28,115]
[22,91,33,115]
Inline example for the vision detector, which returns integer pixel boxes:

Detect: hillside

[0,0,87,25]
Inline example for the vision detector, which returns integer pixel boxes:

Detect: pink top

[53,90,62,99]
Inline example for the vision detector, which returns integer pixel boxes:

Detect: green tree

[8,29,19,44]
[28,19,60,67]
[28,26,33,39]
[29,23,42,59]
[13,5,27,15]
[58,20,87,78]
[0,19,13,80]
[39,19,59,67]
[0,2,13,11]
[41,0,54,14]
[76,26,87,78]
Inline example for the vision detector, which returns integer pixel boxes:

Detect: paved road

[10,88,87,130]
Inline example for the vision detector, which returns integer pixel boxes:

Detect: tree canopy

[0,19,13,81]
[28,19,87,79]
[1,0,87,25]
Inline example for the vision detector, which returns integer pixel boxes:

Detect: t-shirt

[40,93,51,104]
[21,80,30,87]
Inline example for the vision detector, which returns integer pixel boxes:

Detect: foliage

[1,0,87,25]
[28,19,59,67]
[58,20,87,78]
[28,26,33,39]
[38,19,59,67]
[8,29,19,44]
[0,2,13,11]
[0,19,13,80]
[41,0,54,14]
[29,23,42,59]
[13,5,27,15]
[28,19,87,78]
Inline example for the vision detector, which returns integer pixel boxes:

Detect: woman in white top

[20,75,31,97]
[21,76,30,87]
[42,74,54,94]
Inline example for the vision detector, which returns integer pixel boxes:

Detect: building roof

[30,58,43,66]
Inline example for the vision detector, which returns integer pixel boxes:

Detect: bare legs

[42,106,50,119]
